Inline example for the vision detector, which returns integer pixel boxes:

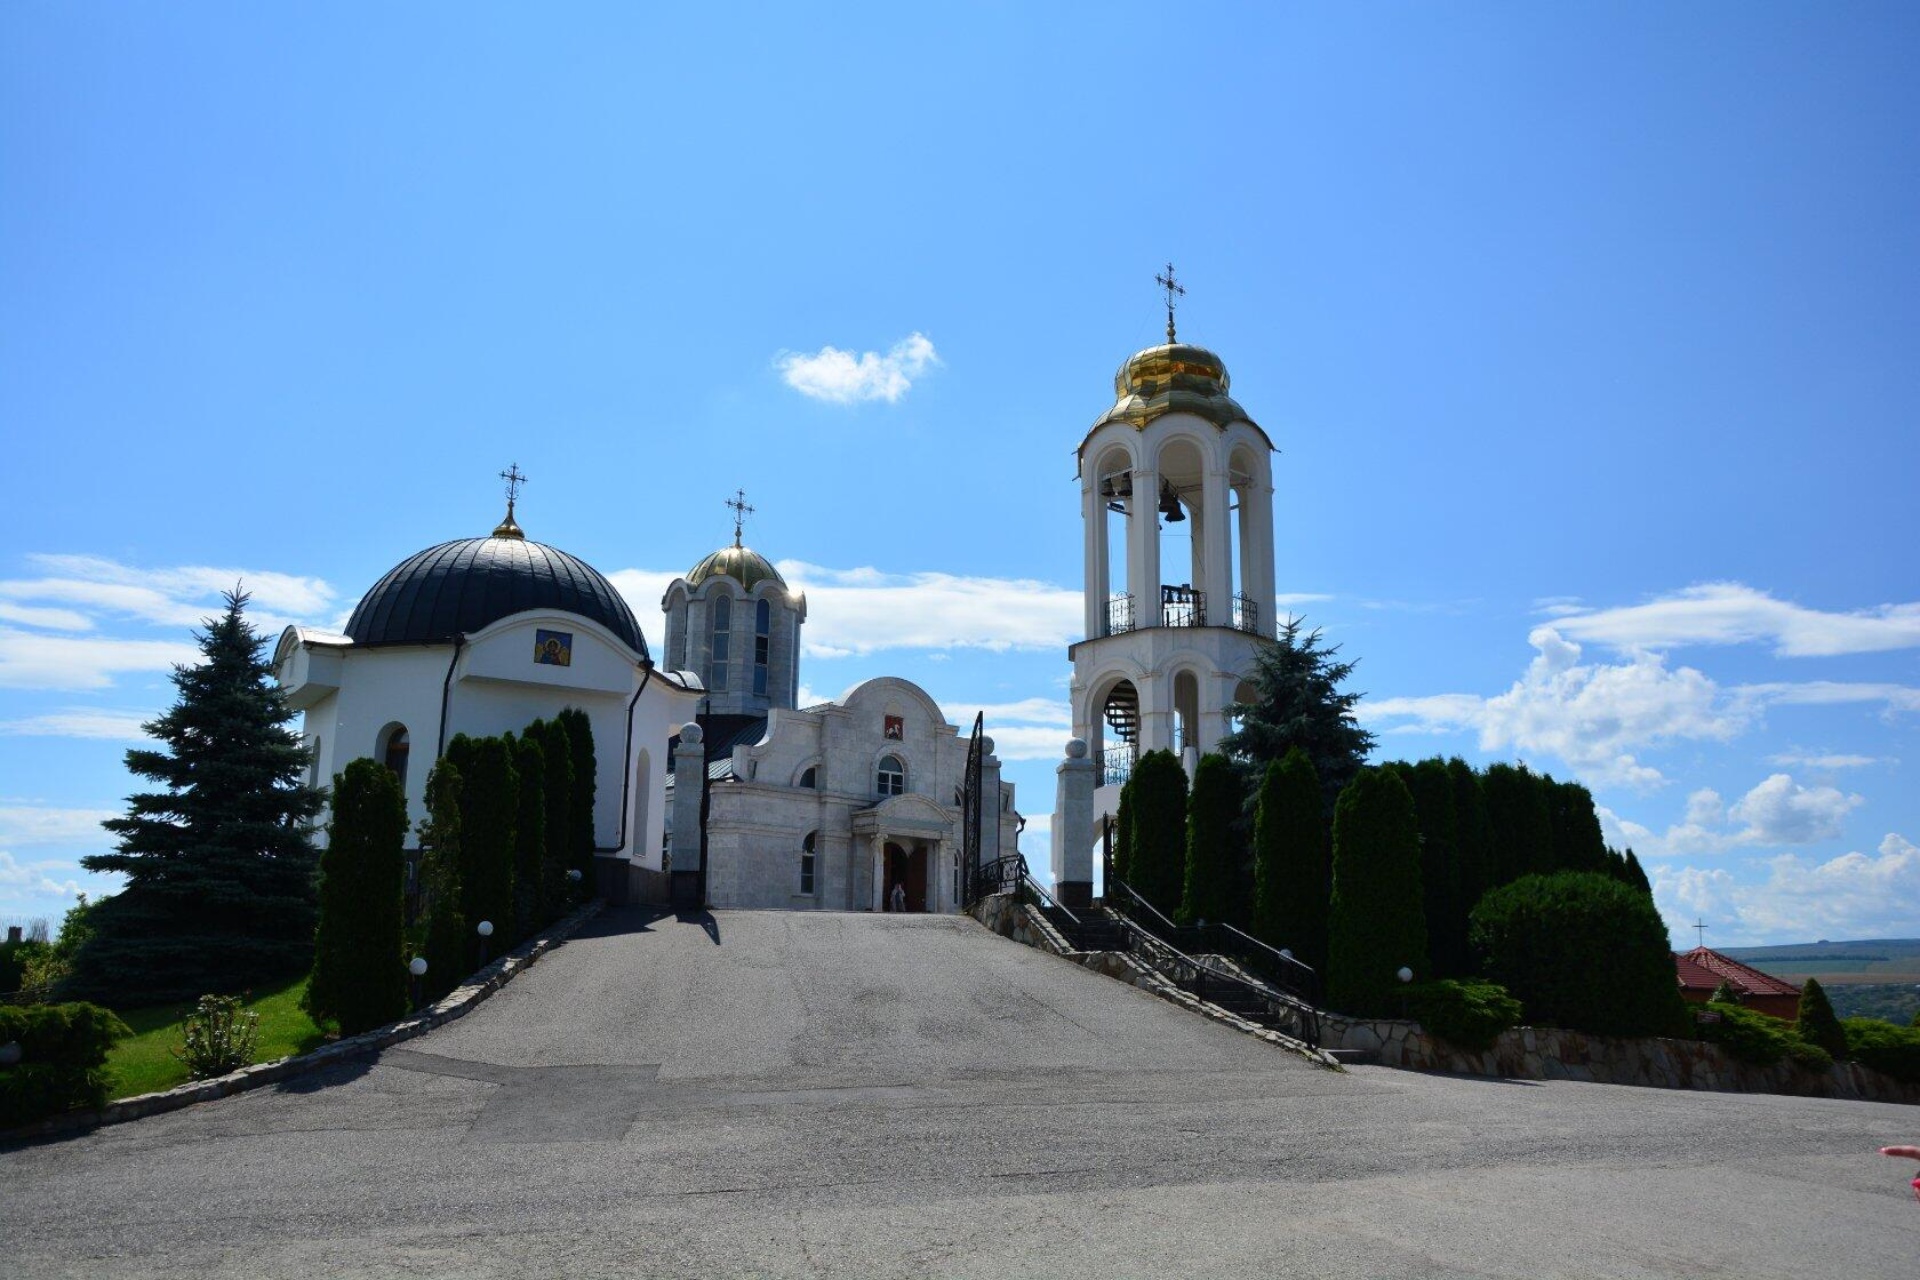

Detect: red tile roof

[1673,946,1801,998]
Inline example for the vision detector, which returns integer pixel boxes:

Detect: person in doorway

[890,880,907,913]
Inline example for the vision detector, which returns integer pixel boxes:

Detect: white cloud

[1767,751,1887,770]
[0,629,200,692]
[1733,680,1920,714]
[1604,774,1863,858]
[0,851,83,900]
[0,707,154,741]
[939,697,1072,727]
[1549,583,1920,657]
[0,805,119,847]
[0,603,93,631]
[1653,833,1920,945]
[776,332,940,404]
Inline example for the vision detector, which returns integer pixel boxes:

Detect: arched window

[798,765,817,789]
[877,755,905,797]
[799,832,817,895]
[710,595,731,691]
[380,725,410,791]
[753,598,771,696]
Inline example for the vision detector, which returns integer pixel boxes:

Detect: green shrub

[1698,1003,1830,1071]
[1178,754,1242,926]
[510,732,547,941]
[1470,871,1691,1039]
[1403,979,1522,1052]
[1842,1018,1920,1084]
[1327,767,1428,1017]
[1126,749,1188,914]
[0,1001,131,1127]
[416,760,468,1001]
[171,994,260,1081]
[1795,978,1849,1060]
[0,938,50,994]
[454,734,518,957]
[556,706,599,884]
[1709,980,1743,1006]
[1251,749,1328,970]
[305,758,409,1037]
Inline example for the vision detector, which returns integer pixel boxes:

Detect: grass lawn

[106,975,331,1099]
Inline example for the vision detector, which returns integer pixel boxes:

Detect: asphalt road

[4,908,1916,1278]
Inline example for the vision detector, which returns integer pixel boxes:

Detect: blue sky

[3,3,1916,946]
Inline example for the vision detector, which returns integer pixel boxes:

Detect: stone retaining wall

[1322,1010,1920,1104]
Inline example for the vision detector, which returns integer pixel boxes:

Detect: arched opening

[1155,437,1207,627]
[1094,444,1136,635]
[800,831,817,896]
[877,755,906,797]
[1172,669,1201,757]
[633,747,652,864]
[1229,677,1258,739]
[884,840,927,912]
[1097,678,1139,786]
[709,594,731,691]
[378,724,410,791]
[797,764,817,789]
[753,598,771,696]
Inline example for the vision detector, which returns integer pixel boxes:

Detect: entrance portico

[853,795,955,913]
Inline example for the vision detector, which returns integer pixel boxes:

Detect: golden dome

[686,543,785,591]
[1094,342,1253,432]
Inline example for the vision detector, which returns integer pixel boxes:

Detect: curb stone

[1,899,605,1146]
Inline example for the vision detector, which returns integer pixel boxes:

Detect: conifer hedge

[1403,758,1465,977]
[1326,767,1428,1016]
[1448,757,1493,919]
[1795,977,1849,1060]
[305,758,409,1036]
[1470,871,1691,1038]
[1125,749,1188,913]
[454,734,517,958]
[1252,748,1328,970]
[1178,754,1242,926]
[509,733,547,941]
[529,718,573,919]
[1110,781,1134,885]
[556,706,598,881]
[417,760,467,1000]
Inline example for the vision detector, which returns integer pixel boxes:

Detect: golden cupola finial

[492,463,528,539]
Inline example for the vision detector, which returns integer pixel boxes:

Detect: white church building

[275,493,1020,913]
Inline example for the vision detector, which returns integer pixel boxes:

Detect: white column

[1083,471,1104,640]
[1129,465,1160,624]
[1051,738,1096,911]
[1200,465,1232,619]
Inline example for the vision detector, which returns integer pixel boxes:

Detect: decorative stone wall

[1321,1011,1920,1105]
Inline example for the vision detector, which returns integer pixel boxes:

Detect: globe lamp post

[477,919,494,966]
[408,956,428,1012]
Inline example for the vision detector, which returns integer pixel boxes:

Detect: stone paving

[2,907,1916,1278]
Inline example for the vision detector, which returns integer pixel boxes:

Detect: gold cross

[726,488,755,546]
[1155,262,1185,342]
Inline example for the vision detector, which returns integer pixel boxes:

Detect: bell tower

[1053,275,1277,907]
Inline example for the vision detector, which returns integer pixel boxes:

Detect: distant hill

[1716,938,1920,986]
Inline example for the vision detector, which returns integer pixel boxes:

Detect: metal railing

[1231,593,1260,635]
[1161,584,1206,628]
[1095,746,1134,787]
[1105,594,1135,636]
[1103,878,1321,1048]
[965,854,1026,911]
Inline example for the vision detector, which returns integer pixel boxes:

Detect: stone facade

[1320,1012,1920,1104]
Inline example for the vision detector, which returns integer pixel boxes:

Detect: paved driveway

[4,908,1916,1277]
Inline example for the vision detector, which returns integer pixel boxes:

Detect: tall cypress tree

[1796,978,1848,1059]
[1110,780,1134,885]
[66,591,323,1005]
[1404,758,1464,977]
[1251,748,1328,970]
[527,719,573,919]
[456,735,516,959]
[1483,763,1553,886]
[1178,754,1242,926]
[1549,779,1608,874]
[1327,767,1429,1016]
[416,759,467,1000]
[1448,757,1493,918]
[557,707,598,880]
[305,758,408,1036]
[1126,749,1188,914]
[1622,848,1652,897]
[509,732,547,941]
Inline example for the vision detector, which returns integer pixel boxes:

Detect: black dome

[345,535,649,659]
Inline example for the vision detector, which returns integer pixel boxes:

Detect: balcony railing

[1096,746,1135,787]
[1232,593,1260,635]
[1105,593,1135,636]
[1161,584,1206,628]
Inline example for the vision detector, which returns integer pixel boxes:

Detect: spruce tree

[528,718,573,919]
[1404,758,1464,977]
[1178,754,1242,926]
[1448,757,1494,920]
[305,758,408,1036]
[456,735,516,960]
[1126,749,1188,914]
[66,591,323,1005]
[1219,617,1375,814]
[416,760,467,1000]
[1796,978,1849,1059]
[1251,748,1329,970]
[509,732,547,941]
[557,707,598,880]
[1326,767,1429,1016]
